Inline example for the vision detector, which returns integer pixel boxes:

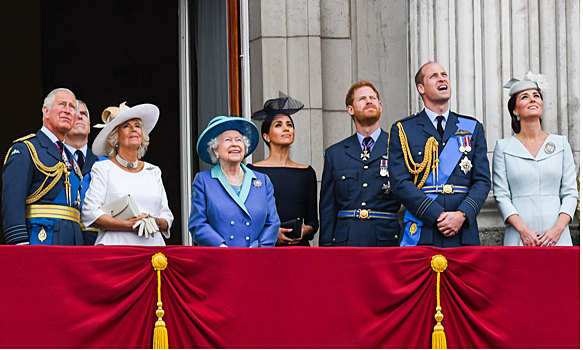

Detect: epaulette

[13,134,36,143]
[453,112,478,121]
[395,113,420,124]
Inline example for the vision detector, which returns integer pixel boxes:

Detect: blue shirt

[424,107,450,132]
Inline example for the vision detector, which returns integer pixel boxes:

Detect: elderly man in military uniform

[319,81,401,247]
[64,99,100,245]
[389,62,491,247]
[2,88,85,245]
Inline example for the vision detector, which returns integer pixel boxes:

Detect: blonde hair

[105,119,150,159]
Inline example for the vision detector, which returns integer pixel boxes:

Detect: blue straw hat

[196,116,259,164]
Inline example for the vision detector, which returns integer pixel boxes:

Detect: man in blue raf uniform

[64,100,100,245]
[319,81,401,247]
[389,62,491,247]
[2,88,85,245]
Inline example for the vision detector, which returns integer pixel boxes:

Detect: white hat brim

[91,103,159,156]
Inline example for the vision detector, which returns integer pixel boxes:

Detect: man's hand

[436,211,466,237]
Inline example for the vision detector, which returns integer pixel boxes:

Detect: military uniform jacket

[388,111,491,247]
[2,129,84,245]
[319,129,401,247]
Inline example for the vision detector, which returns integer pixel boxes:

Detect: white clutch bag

[100,194,140,220]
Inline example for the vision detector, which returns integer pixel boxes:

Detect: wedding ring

[547,242,552,246]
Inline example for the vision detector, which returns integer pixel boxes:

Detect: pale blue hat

[196,116,259,164]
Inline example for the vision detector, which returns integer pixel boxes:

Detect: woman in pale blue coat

[493,72,578,246]
[189,116,280,247]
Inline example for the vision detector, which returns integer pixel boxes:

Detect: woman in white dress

[81,102,173,246]
[493,72,578,246]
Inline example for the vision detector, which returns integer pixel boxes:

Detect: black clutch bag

[281,218,302,239]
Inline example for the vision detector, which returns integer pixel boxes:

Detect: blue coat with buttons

[319,129,401,247]
[188,164,280,247]
[388,111,491,247]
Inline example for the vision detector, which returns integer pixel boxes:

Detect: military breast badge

[38,227,47,242]
[361,150,370,161]
[459,156,473,174]
[382,181,391,194]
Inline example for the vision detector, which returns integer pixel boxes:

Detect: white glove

[133,216,159,239]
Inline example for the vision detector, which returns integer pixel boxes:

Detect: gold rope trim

[396,122,439,188]
[152,253,169,349]
[431,255,448,349]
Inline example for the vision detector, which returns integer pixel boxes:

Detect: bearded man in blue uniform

[3,88,85,245]
[319,81,401,247]
[389,62,491,247]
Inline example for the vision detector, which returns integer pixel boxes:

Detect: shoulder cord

[21,140,70,204]
[396,122,439,189]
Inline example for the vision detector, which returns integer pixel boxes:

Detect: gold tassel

[431,255,448,349]
[152,253,169,349]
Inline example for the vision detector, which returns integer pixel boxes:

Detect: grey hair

[207,133,251,164]
[42,88,77,120]
[77,100,90,122]
[104,119,150,159]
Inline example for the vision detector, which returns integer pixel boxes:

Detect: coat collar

[504,135,563,161]
[37,128,64,162]
[344,129,388,163]
[211,163,257,218]
[417,110,461,141]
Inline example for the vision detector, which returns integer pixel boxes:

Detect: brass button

[361,202,366,207]
[363,183,368,188]
[394,235,399,240]
[364,165,369,170]
[442,142,446,146]
[332,238,336,242]
[418,151,422,155]
[341,175,346,180]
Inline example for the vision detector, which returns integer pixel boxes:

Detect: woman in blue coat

[493,72,578,246]
[189,116,280,247]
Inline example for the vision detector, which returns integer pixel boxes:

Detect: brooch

[459,156,473,175]
[544,142,556,154]
[253,179,262,188]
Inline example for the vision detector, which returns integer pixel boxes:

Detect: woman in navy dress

[248,95,319,246]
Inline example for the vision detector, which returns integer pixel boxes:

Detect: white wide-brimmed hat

[91,102,159,156]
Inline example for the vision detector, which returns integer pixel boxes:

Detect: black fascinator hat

[252,93,304,147]
[251,92,304,121]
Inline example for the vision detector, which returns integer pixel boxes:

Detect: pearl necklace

[221,166,243,186]
[116,154,138,169]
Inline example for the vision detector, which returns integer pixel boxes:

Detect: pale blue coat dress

[492,134,578,246]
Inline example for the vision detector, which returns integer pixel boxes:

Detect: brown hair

[415,62,435,87]
[345,81,380,107]
[507,90,543,134]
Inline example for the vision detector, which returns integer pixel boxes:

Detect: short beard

[353,109,381,126]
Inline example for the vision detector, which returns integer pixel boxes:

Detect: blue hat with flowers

[196,116,259,164]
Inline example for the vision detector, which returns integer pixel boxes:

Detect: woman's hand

[519,226,541,246]
[538,213,571,246]
[129,213,149,234]
[277,228,296,245]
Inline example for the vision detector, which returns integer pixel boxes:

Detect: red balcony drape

[0,246,579,348]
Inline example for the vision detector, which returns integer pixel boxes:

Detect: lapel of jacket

[367,129,388,163]
[211,164,252,218]
[344,134,364,162]
[443,112,460,141]
[37,129,64,162]
[83,148,99,175]
[418,110,441,141]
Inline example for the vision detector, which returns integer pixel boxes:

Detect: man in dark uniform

[319,81,401,247]
[2,88,85,245]
[64,100,99,245]
[389,62,491,247]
